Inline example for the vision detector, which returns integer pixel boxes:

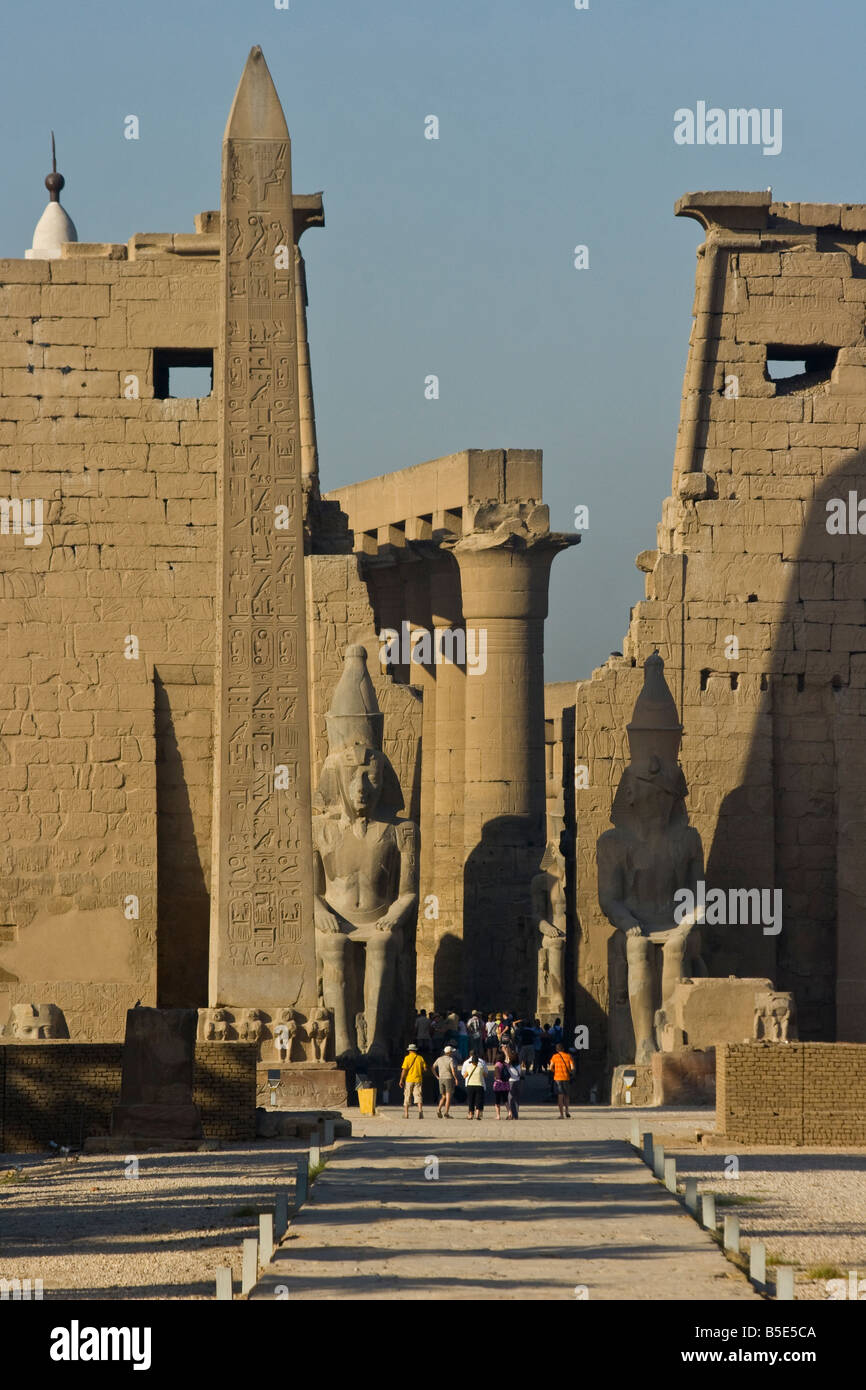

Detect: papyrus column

[427,553,466,1010]
[451,507,575,1014]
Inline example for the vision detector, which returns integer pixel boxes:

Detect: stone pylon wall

[0,235,221,1037]
[570,194,866,1081]
[0,220,424,1041]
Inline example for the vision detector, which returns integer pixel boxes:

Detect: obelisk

[209,48,317,1024]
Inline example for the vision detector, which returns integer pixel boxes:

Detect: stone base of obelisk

[256,1061,348,1110]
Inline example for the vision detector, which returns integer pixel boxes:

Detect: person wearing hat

[433,1045,461,1118]
[466,1009,485,1053]
[399,1042,428,1118]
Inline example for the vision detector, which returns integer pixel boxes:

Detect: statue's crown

[325,645,384,753]
[626,650,682,764]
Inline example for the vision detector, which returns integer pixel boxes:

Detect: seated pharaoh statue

[597,650,706,1066]
[313,645,419,1065]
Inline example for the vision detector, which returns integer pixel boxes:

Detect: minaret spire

[26,132,78,259]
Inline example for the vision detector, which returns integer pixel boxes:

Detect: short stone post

[309,1133,321,1168]
[275,1192,288,1241]
[629,1117,640,1147]
[322,1117,335,1146]
[776,1267,795,1301]
[296,1153,309,1207]
[701,1192,716,1229]
[664,1156,677,1194]
[723,1214,740,1253]
[215,1267,233,1301]
[750,1241,766,1290]
[652,1142,664,1179]
[259,1212,274,1264]
[642,1132,654,1167]
[684,1177,698,1213]
[241,1237,258,1296]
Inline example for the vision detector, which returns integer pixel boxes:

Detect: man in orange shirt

[548,1042,574,1118]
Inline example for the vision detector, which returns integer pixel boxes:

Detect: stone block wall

[717,1041,866,1145]
[568,196,866,1083]
[0,223,412,1032]
[0,1041,257,1151]
[0,229,221,1033]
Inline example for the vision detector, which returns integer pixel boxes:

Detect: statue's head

[332,741,386,820]
[8,1002,68,1040]
[610,755,688,834]
[317,645,404,818]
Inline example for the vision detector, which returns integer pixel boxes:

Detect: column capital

[448,500,577,556]
[445,501,578,622]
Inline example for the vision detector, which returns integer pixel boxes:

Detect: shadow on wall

[704,442,866,1040]
[433,932,464,1013]
[154,672,210,1010]
[461,815,544,1017]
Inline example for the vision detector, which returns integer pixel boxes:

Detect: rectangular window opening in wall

[765,345,837,395]
[153,349,214,400]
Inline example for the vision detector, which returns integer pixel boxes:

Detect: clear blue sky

[1,0,861,680]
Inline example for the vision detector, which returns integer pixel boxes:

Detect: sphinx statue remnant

[597,651,706,1066]
[313,645,419,1064]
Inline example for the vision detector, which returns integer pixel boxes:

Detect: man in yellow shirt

[399,1043,428,1118]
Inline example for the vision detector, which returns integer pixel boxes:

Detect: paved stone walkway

[252,1102,758,1301]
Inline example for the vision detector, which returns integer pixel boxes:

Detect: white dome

[26,199,78,260]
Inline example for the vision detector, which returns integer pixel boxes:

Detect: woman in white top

[461,1051,488,1119]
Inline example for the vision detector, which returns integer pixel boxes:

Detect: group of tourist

[412,1009,565,1069]
[398,1008,575,1121]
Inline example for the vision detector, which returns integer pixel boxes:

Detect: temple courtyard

[2,1082,864,1301]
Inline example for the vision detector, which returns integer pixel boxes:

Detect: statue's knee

[626,935,650,966]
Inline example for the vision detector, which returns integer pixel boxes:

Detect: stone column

[402,558,438,1012]
[427,553,467,1010]
[450,503,575,1014]
[209,48,318,1027]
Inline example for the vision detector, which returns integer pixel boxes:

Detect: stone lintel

[191,195,325,243]
[675,190,772,233]
[325,448,543,539]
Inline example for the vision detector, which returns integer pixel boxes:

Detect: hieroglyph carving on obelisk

[209,47,317,1017]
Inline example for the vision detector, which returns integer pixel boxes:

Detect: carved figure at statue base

[202,1007,232,1042]
[273,1008,298,1061]
[598,651,706,1066]
[531,835,567,1019]
[754,990,796,1042]
[313,645,419,1065]
[308,1007,331,1062]
[238,1009,264,1046]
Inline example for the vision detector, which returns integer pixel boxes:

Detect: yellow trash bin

[358,1087,377,1116]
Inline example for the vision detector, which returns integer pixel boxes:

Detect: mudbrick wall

[0,1041,257,1151]
[716,1041,866,1144]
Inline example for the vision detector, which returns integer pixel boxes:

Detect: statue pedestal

[611,1064,654,1107]
[612,1048,716,1107]
[256,1061,347,1110]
